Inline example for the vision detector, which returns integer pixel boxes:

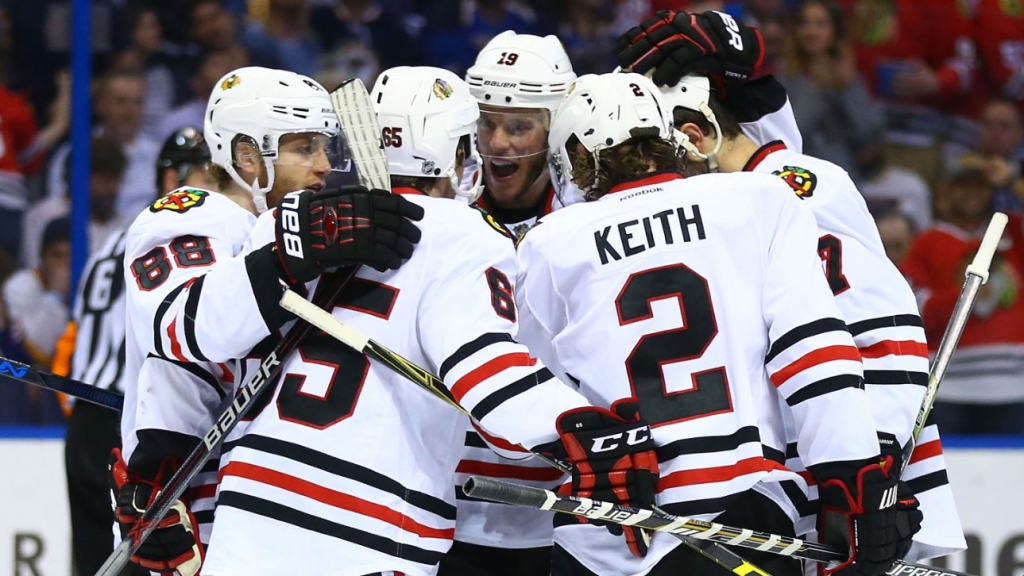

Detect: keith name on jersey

[595,204,706,265]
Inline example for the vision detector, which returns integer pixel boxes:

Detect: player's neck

[715,135,762,174]
[503,173,550,211]
[220,183,259,215]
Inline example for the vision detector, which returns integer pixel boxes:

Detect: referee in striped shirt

[57,127,215,576]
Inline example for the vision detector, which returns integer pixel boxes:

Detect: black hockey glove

[110,448,203,576]
[813,451,921,576]
[614,10,765,87]
[274,186,424,284]
[877,432,924,561]
[549,400,659,558]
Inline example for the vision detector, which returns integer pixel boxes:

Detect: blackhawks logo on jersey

[476,207,513,240]
[151,189,208,213]
[773,165,817,199]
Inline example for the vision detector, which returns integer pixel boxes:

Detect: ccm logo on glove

[590,425,651,453]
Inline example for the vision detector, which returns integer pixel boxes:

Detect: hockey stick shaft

[0,357,124,411]
[279,291,775,576]
[463,477,976,576]
[95,268,358,576]
[901,212,1008,476]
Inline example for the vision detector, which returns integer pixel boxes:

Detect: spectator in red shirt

[902,168,1024,434]
[974,0,1024,100]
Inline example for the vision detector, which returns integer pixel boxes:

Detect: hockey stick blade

[902,212,1008,475]
[0,356,123,411]
[95,267,359,576]
[280,290,778,576]
[330,78,390,191]
[463,477,978,576]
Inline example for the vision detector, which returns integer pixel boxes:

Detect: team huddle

[89,9,969,576]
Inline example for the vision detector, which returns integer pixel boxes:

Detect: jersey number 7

[616,264,732,426]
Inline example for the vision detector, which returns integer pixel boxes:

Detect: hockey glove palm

[554,400,659,558]
[815,453,921,576]
[110,448,203,576]
[275,186,424,284]
[614,10,765,87]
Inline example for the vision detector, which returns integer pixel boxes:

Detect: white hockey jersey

[744,142,967,560]
[515,171,883,576]
[121,188,264,542]
[202,193,590,576]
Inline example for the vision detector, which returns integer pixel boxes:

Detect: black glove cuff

[245,244,293,331]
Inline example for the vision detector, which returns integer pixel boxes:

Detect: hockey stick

[97,79,390,576]
[462,476,978,576]
[901,212,1008,475]
[279,291,775,576]
[0,357,124,411]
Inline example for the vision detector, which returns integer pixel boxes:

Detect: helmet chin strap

[454,148,485,203]
[673,104,723,173]
[226,159,276,214]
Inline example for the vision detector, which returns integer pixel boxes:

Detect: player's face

[267,132,339,206]
[477,106,550,208]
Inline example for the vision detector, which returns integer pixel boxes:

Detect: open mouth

[489,159,520,181]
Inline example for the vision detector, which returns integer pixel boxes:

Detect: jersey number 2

[616,264,732,426]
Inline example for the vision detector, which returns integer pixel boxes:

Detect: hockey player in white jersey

[114,67,424,575]
[200,70,661,576]
[370,65,564,576]
[612,11,965,562]
[465,31,577,238]
[516,71,917,576]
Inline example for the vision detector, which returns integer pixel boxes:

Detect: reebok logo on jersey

[772,166,817,198]
[151,189,208,213]
[590,427,651,453]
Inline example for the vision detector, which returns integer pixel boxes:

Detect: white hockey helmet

[204,66,342,213]
[465,31,577,113]
[658,75,723,171]
[371,66,484,202]
[548,73,679,206]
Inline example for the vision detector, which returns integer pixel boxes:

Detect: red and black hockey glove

[614,10,765,87]
[813,451,922,576]
[274,186,424,283]
[876,432,924,561]
[110,448,204,576]
[554,400,659,558]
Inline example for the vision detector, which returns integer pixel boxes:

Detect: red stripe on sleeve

[220,462,454,540]
[167,317,189,363]
[450,352,538,402]
[658,457,786,491]
[471,421,529,454]
[456,460,565,482]
[185,482,218,502]
[909,439,944,464]
[859,340,929,359]
[770,345,861,387]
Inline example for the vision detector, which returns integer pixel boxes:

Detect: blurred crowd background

[0,0,1022,434]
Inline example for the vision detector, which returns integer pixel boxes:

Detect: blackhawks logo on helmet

[220,74,241,90]
[151,189,208,213]
[432,78,454,100]
[772,165,817,199]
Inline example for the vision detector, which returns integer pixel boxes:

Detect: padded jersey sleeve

[721,75,803,153]
[760,192,880,475]
[417,209,589,452]
[123,191,289,365]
